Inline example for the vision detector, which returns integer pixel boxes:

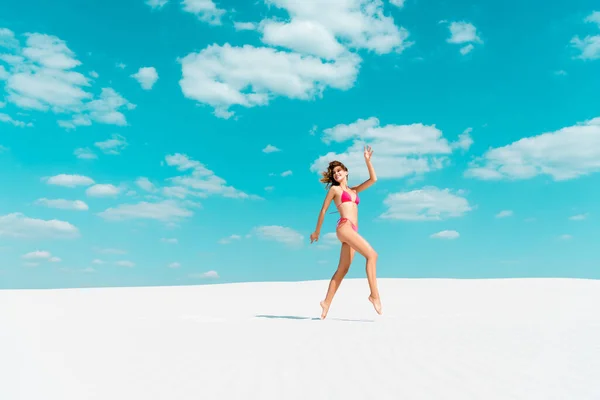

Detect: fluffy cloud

[218,234,241,244]
[178,0,409,118]
[570,11,600,60]
[136,177,158,192]
[164,153,261,199]
[161,238,178,244]
[380,186,472,221]
[115,260,135,267]
[310,117,471,180]
[44,174,94,187]
[0,112,33,127]
[189,270,219,279]
[86,184,120,197]
[495,210,513,218]
[94,134,127,155]
[74,147,97,159]
[390,0,405,7]
[146,0,168,9]
[430,230,459,239]
[22,250,61,262]
[34,198,89,211]
[0,213,79,238]
[465,116,600,181]
[131,66,158,90]
[181,0,226,25]
[179,44,360,118]
[98,200,194,222]
[261,0,410,57]
[252,225,304,247]
[0,30,135,129]
[446,21,483,55]
[569,213,588,221]
[262,144,281,153]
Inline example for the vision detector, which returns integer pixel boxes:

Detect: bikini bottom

[336,217,358,232]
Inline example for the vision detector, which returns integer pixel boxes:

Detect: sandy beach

[2,278,599,399]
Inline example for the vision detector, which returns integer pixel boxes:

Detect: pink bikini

[335,189,360,232]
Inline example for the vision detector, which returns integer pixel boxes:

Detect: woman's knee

[367,249,378,261]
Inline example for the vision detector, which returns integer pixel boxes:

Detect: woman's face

[333,166,347,183]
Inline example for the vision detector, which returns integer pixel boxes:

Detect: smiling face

[332,165,348,183]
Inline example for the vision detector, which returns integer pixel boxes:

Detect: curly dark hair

[320,160,348,189]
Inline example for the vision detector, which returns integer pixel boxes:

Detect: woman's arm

[310,187,336,243]
[351,146,377,193]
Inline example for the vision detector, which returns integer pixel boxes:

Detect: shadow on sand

[254,314,374,323]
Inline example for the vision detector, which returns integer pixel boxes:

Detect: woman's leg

[336,224,382,315]
[320,242,355,319]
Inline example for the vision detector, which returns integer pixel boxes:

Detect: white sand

[1,278,599,400]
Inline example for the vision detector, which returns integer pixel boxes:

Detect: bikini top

[329,187,360,214]
[340,189,359,205]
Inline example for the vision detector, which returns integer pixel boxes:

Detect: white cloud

[34,198,89,211]
[569,213,588,221]
[92,259,104,265]
[179,44,360,118]
[570,11,600,60]
[570,36,600,60]
[178,1,410,118]
[559,234,572,240]
[465,116,600,181]
[181,0,226,25]
[44,174,95,187]
[280,170,292,177]
[189,270,219,279]
[233,22,257,31]
[86,184,120,197]
[136,177,157,192]
[49,256,61,262]
[453,127,474,150]
[146,0,168,9]
[165,153,261,199]
[430,230,459,239]
[74,147,97,159]
[252,225,304,247]
[446,21,482,55]
[460,43,474,55]
[586,11,600,27]
[168,262,180,269]
[115,260,135,267]
[161,238,178,244]
[380,186,472,221]
[262,144,281,153]
[0,30,134,129]
[94,134,127,155]
[310,117,467,180]
[261,0,410,57]
[447,21,482,44]
[22,250,52,259]
[0,213,79,239]
[390,0,405,7]
[131,66,158,90]
[495,210,513,218]
[98,200,194,222]
[218,234,241,244]
[0,112,33,127]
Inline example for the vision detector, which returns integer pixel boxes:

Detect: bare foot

[320,301,330,319]
[368,295,382,315]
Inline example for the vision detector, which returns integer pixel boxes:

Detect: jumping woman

[310,145,382,319]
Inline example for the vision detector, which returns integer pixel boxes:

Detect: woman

[310,145,382,319]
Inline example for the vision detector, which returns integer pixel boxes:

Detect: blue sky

[1,0,599,289]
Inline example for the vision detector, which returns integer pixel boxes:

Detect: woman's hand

[364,145,373,162]
[310,231,319,243]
